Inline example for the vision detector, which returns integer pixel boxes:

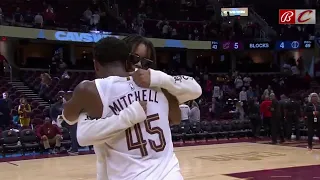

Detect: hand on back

[129,69,151,88]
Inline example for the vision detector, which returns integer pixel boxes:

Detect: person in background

[243,74,252,87]
[212,85,220,99]
[234,75,243,90]
[34,13,44,28]
[0,52,7,77]
[304,93,320,151]
[36,117,63,153]
[39,73,51,97]
[50,95,64,124]
[1,92,12,110]
[0,92,11,129]
[235,101,245,120]
[263,85,273,99]
[260,95,272,137]
[270,93,284,144]
[179,103,190,123]
[12,7,24,25]
[284,96,301,141]
[239,87,247,102]
[246,86,255,100]
[189,101,200,122]
[0,8,3,25]
[248,99,261,138]
[18,98,31,128]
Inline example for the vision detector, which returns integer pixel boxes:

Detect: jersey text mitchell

[109,89,159,115]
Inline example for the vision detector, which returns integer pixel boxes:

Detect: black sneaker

[68,150,79,156]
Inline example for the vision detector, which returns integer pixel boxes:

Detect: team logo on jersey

[129,83,135,90]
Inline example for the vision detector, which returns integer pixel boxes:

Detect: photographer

[304,93,320,151]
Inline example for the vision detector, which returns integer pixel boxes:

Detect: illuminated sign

[245,41,273,49]
[221,41,244,50]
[211,41,219,50]
[275,40,314,50]
[54,31,119,42]
[221,7,249,17]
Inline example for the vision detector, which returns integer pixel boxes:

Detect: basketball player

[62,37,202,180]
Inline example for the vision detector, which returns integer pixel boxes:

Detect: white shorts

[162,170,184,180]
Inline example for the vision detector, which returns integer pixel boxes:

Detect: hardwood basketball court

[0,142,320,180]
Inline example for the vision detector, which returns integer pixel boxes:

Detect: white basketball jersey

[95,76,181,180]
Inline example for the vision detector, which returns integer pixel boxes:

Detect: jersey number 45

[125,113,167,157]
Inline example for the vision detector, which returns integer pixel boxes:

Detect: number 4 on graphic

[125,113,166,157]
[280,42,284,48]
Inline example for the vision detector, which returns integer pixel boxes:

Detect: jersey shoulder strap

[94,78,113,118]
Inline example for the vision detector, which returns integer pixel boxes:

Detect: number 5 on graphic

[125,113,166,157]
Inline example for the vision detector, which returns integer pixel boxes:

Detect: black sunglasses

[129,53,154,69]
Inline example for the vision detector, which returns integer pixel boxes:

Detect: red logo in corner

[279,9,295,24]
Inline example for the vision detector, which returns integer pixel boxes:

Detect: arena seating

[0,0,260,40]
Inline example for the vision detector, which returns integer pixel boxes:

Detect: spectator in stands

[212,85,221,99]
[43,4,55,26]
[304,93,320,151]
[234,75,243,90]
[162,21,171,38]
[18,97,31,128]
[260,95,272,137]
[24,9,34,24]
[1,92,12,110]
[60,69,70,91]
[12,7,24,25]
[239,87,247,102]
[90,11,100,30]
[36,117,63,153]
[50,53,60,75]
[247,86,255,100]
[50,96,63,123]
[205,78,213,98]
[255,85,262,100]
[236,101,245,120]
[0,8,3,25]
[34,13,44,28]
[83,7,92,25]
[179,103,190,123]
[39,73,51,97]
[0,92,11,129]
[263,85,274,99]
[189,101,200,122]
[0,52,7,76]
[243,74,252,87]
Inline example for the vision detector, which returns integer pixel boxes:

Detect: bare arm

[76,101,146,146]
[149,69,202,104]
[62,80,103,124]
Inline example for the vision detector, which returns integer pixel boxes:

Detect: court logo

[279,9,316,24]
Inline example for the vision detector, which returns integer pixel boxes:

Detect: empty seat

[2,130,21,156]
[20,129,40,155]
